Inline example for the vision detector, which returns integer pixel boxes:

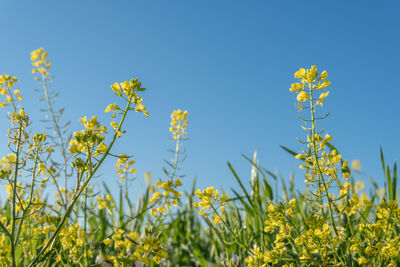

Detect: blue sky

[0,1,399,199]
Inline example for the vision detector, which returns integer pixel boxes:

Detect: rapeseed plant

[0,49,398,266]
[0,48,153,266]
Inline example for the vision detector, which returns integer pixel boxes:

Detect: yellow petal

[296,91,309,102]
[294,68,306,78]
[319,70,328,81]
[111,82,122,96]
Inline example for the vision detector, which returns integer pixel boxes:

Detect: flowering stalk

[28,91,134,266]
[308,78,339,237]
[10,120,23,267]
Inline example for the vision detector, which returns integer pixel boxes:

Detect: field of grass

[0,49,398,266]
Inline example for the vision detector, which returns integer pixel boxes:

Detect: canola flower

[0,74,21,109]
[193,186,228,224]
[101,229,168,265]
[149,109,188,218]
[0,49,398,266]
[0,48,156,267]
[244,66,400,266]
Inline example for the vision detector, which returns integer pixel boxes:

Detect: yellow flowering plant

[242,66,400,266]
[0,48,152,266]
[0,48,398,267]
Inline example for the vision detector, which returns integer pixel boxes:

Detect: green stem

[170,125,182,180]
[210,204,250,254]
[308,82,349,264]
[14,146,40,244]
[41,73,69,209]
[153,127,182,228]
[27,99,132,267]
[308,83,338,237]
[10,121,23,267]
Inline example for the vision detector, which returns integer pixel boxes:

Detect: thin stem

[153,126,182,228]
[210,204,250,254]
[10,121,23,267]
[28,99,132,266]
[14,146,40,244]
[309,83,339,237]
[41,73,69,210]
[170,127,181,180]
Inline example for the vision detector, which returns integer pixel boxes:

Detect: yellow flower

[351,160,361,171]
[319,70,328,80]
[170,109,189,139]
[296,91,309,102]
[289,83,305,92]
[294,68,306,78]
[324,133,333,142]
[213,214,222,224]
[30,48,44,61]
[110,121,118,129]
[96,142,107,154]
[120,81,130,90]
[357,257,367,265]
[31,48,51,76]
[316,80,331,89]
[319,91,329,100]
[104,103,120,113]
[103,238,113,246]
[193,186,227,223]
[111,82,122,96]
[289,198,296,208]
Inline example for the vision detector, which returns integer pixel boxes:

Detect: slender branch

[14,146,40,244]
[41,72,70,210]
[10,121,23,267]
[27,98,132,267]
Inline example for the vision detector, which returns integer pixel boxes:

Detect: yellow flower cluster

[148,109,188,217]
[0,48,163,266]
[97,194,113,210]
[5,181,26,202]
[103,229,168,265]
[56,223,90,262]
[31,48,51,76]
[133,235,169,264]
[297,137,346,187]
[290,65,330,108]
[193,186,228,224]
[245,247,269,267]
[149,179,183,217]
[0,234,9,263]
[341,192,372,216]
[247,200,295,265]
[0,74,21,108]
[0,154,18,179]
[115,153,136,182]
[347,200,400,266]
[170,109,188,140]
[246,199,345,265]
[110,79,149,117]
[69,116,108,160]
[244,65,400,266]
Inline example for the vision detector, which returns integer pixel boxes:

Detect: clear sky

[0,1,399,199]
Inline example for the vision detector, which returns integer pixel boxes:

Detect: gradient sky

[0,1,399,199]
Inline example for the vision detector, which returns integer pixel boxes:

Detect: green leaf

[280,145,299,158]
[393,163,397,201]
[119,188,124,228]
[387,165,393,201]
[228,162,252,204]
